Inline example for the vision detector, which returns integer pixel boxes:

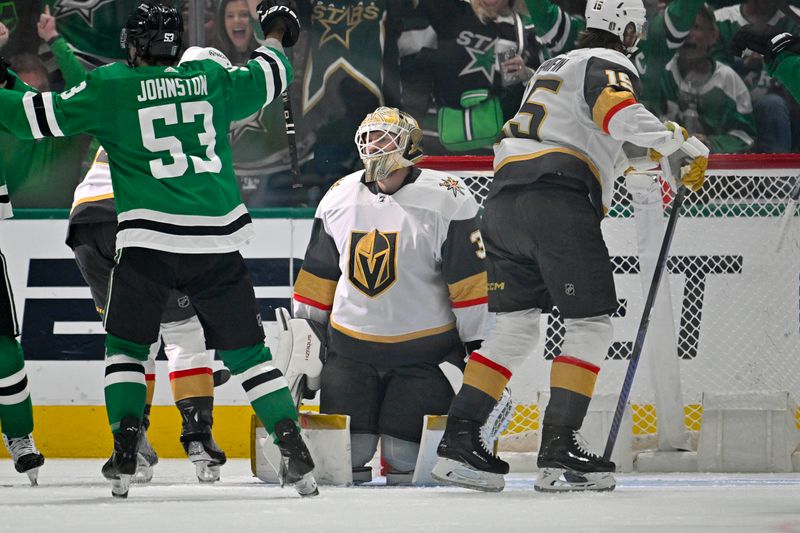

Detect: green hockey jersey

[0,45,292,252]
[712,5,800,94]
[661,58,756,153]
[0,72,34,219]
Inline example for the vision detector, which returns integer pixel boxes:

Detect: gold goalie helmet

[355,107,424,183]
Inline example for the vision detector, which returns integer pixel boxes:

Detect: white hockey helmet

[585,0,647,51]
[355,107,424,183]
[178,46,233,69]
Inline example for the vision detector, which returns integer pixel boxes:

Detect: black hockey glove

[733,24,800,64]
[257,0,300,48]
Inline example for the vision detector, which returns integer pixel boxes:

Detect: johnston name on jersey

[293,168,488,367]
[493,47,688,214]
[0,45,291,253]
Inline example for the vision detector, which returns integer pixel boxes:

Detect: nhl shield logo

[348,229,399,297]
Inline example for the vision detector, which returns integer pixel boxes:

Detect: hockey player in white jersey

[293,107,489,484]
[433,0,709,493]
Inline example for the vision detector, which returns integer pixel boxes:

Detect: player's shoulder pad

[408,168,480,221]
[315,170,364,215]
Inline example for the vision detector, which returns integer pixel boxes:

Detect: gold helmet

[355,107,423,183]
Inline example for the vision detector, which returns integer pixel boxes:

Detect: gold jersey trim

[330,318,456,343]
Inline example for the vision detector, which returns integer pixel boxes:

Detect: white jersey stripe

[104,371,147,387]
[42,92,64,137]
[118,203,250,226]
[0,367,26,389]
[22,92,44,139]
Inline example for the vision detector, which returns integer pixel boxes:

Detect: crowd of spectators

[1,0,798,209]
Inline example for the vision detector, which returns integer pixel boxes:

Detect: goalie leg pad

[351,433,379,468]
[270,308,326,405]
[381,435,419,473]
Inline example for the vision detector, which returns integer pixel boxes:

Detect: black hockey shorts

[320,352,455,443]
[0,248,19,337]
[481,179,617,319]
[69,222,196,323]
[104,247,264,350]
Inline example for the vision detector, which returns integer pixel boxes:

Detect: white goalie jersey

[293,168,488,367]
[493,47,687,213]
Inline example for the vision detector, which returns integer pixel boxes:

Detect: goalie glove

[271,308,326,406]
[256,0,300,48]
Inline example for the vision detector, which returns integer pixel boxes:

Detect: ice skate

[3,434,45,486]
[101,416,141,498]
[184,435,226,483]
[273,418,319,497]
[431,416,508,492]
[132,424,157,484]
[534,424,616,493]
[177,397,227,483]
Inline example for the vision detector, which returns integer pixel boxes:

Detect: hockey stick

[774,175,800,253]
[602,185,688,461]
[281,90,302,189]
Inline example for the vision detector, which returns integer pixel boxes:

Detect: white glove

[272,308,326,406]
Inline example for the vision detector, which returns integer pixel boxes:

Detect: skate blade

[292,472,319,498]
[110,474,132,498]
[430,458,505,492]
[132,454,154,484]
[534,467,616,493]
[25,467,40,487]
[194,461,221,483]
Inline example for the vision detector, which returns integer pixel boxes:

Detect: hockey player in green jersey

[734,24,800,103]
[660,6,757,153]
[0,61,45,486]
[0,1,317,499]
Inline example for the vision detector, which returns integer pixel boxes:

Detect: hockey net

[419,154,800,454]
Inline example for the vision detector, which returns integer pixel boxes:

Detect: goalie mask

[355,107,424,183]
[585,0,647,53]
[122,3,183,67]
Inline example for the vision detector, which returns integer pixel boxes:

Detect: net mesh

[420,155,800,452]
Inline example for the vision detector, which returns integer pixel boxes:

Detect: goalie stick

[603,184,689,461]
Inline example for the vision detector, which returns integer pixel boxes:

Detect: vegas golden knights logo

[348,229,399,297]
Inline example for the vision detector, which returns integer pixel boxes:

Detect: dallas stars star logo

[54,0,115,26]
[439,177,465,198]
[318,4,366,49]
[459,38,499,84]
[230,108,268,143]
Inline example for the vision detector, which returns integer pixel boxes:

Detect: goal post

[419,154,800,460]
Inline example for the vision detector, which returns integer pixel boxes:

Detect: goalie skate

[534,467,616,492]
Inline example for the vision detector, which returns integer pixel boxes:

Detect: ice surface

[2,459,800,533]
